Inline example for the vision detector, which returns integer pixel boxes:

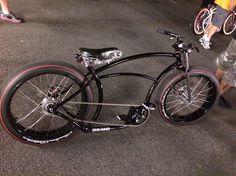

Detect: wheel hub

[42,97,58,113]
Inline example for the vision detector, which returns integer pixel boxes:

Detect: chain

[47,113,143,128]
[67,101,140,107]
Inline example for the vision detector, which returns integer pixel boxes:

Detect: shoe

[0,11,24,23]
[200,40,211,49]
[218,96,231,108]
[199,37,205,43]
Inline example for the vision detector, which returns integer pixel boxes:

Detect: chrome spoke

[166,100,184,111]
[193,81,210,100]
[170,103,186,116]
[24,114,47,131]
[190,102,207,109]
[166,98,184,105]
[27,80,47,96]
[16,103,42,123]
[170,88,189,101]
[165,76,215,117]
[61,83,76,101]
[170,103,191,116]
[191,77,203,95]
[193,98,209,104]
[18,91,39,106]
[46,74,58,95]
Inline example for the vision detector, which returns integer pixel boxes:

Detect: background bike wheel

[193,8,210,35]
[222,13,236,35]
[0,62,93,145]
[157,67,219,124]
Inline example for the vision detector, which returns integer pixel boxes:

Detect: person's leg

[217,83,232,108]
[217,77,232,108]
[206,25,219,40]
[219,80,231,95]
[214,52,230,106]
[0,0,24,23]
[214,68,229,95]
[200,5,229,49]
[0,0,10,14]
[209,5,230,38]
[200,24,219,49]
[215,68,225,80]
[216,71,232,107]
[215,39,236,107]
[200,23,212,41]
[221,66,236,95]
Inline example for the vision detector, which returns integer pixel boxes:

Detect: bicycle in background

[193,4,236,35]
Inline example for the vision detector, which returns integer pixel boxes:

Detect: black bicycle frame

[55,51,184,132]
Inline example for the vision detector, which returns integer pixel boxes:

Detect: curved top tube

[95,52,179,74]
[57,51,181,110]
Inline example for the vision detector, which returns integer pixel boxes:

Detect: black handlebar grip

[157,28,181,38]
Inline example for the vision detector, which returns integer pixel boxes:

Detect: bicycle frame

[54,51,186,133]
[0,27,220,145]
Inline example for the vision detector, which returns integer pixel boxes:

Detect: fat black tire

[0,62,93,145]
[157,67,219,124]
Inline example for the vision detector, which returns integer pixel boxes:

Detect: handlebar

[157,28,183,40]
[157,28,199,53]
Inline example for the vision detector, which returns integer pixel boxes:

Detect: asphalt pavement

[0,0,235,175]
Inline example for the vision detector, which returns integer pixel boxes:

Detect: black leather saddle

[79,47,119,59]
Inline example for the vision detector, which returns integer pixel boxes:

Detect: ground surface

[0,0,235,176]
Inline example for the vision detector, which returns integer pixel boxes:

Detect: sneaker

[199,37,205,43]
[0,11,24,23]
[200,40,211,49]
[218,96,231,108]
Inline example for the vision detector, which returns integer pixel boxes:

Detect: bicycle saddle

[77,47,122,67]
[79,47,118,58]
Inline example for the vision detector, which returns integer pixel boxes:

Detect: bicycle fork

[184,53,193,103]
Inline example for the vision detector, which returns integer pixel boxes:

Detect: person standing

[0,0,23,23]
[199,0,236,49]
[215,30,236,107]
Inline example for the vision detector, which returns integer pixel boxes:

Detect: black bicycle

[0,29,219,145]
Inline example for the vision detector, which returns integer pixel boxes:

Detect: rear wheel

[222,13,236,35]
[0,62,93,144]
[158,68,219,124]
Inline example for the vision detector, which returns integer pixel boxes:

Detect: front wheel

[158,68,219,124]
[0,62,93,145]
[222,13,236,35]
[193,8,210,35]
